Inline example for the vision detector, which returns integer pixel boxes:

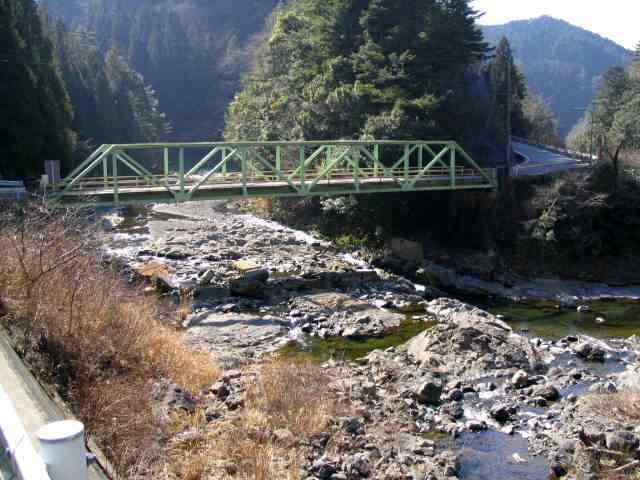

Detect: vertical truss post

[102,157,108,188]
[404,144,410,184]
[221,148,227,175]
[179,148,185,195]
[450,145,456,187]
[112,153,119,204]
[352,146,360,192]
[276,145,282,173]
[418,145,423,170]
[299,146,306,190]
[373,144,379,177]
[240,147,247,196]
[326,146,332,181]
[163,148,169,182]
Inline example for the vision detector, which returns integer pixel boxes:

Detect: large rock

[405,299,546,378]
[413,376,443,405]
[390,238,424,264]
[573,341,606,362]
[230,277,266,297]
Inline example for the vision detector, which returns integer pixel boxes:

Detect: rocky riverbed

[99,201,640,480]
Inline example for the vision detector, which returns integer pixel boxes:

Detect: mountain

[43,0,282,141]
[482,16,634,137]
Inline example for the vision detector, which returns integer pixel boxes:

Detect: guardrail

[0,180,27,200]
[512,136,597,163]
[0,385,52,480]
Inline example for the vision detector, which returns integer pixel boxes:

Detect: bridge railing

[49,141,496,203]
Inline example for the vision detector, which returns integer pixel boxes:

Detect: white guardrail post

[37,421,88,480]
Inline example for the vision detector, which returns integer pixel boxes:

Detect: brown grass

[164,358,343,480]
[577,392,640,479]
[0,204,219,477]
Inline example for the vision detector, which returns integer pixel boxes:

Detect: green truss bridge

[48,141,497,206]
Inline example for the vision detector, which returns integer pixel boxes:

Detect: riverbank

[97,200,640,479]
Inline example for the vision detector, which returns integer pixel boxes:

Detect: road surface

[512,142,585,177]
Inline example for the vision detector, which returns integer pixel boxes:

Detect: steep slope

[45,0,281,141]
[482,16,633,136]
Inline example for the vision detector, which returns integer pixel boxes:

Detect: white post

[37,420,88,480]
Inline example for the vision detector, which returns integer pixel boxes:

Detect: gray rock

[413,376,443,406]
[533,384,560,401]
[407,299,547,379]
[198,269,215,286]
[573,342,606,362]
[490,404,512,423]
[605,431,639,453]
[312,459,338,479]
[230,277,266,297]
[341,416,365,436]
[512,370,532,389]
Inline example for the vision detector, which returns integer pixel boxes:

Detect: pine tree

[0,0,74,178]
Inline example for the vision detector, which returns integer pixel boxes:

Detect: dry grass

[577,392,640,479]
[164,358,343,480]
[0,204,346,479]
[0,204,219,477]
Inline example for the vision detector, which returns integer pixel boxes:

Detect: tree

[485,37,528,147]
[226,0,491,145]
[0,0,74,178]
[522,93,562,146]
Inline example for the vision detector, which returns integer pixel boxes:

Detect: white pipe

[37,420,88,480]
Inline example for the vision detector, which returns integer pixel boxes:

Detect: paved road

[512,142,585,177]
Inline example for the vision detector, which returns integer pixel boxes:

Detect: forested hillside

[0,0,73,178]
[44,0,282,140]
[483,16,634,137]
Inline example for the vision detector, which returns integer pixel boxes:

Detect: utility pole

[506,56,512,176]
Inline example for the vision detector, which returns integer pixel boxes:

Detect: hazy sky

[471,0,639,50]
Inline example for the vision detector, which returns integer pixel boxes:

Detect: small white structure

[37,420,88,480]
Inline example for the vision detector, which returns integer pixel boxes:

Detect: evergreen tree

[485,37,527,146]
[226,0,491,146]
[0,0,74,178]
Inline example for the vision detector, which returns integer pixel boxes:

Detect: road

[512,141,585,177]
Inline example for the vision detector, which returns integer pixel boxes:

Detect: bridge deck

[48,141,496,206]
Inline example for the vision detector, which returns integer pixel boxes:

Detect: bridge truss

[48,141,496,206]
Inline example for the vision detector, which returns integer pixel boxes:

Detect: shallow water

[489,300,640,340]
[457,432,550,480]
[278,318,436,362]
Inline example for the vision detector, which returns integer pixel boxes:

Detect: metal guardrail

[0,385,51,480]
[0,180,27,200]
[48,141,497,205]
[512,136,597,163]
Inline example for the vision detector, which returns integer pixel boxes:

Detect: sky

[471,0,639,50]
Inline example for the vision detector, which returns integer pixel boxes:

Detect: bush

[0,202,219,476]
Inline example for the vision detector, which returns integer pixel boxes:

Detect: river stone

[573,341,606,362]
[406,299,547,378]
[490,404,512,423]
[230,276,266,297]
[413,375,443,405]
[533,384,561,401]
[605,431,639,453]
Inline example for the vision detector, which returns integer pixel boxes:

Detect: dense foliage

[44,0,281,140]
[46,17,171,157]
[226,0,492,150]
[0,0,74,178]
[568,46,640,177]
[483,15,634,137]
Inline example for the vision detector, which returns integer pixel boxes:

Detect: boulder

[390,238,424,264]
[533,384,561,401]
[490,404,512,423]
[605,431,639,453]
[413,376,443,405]
[230,277,266,297]
[406,299,547,379]
[573,342,606,362]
